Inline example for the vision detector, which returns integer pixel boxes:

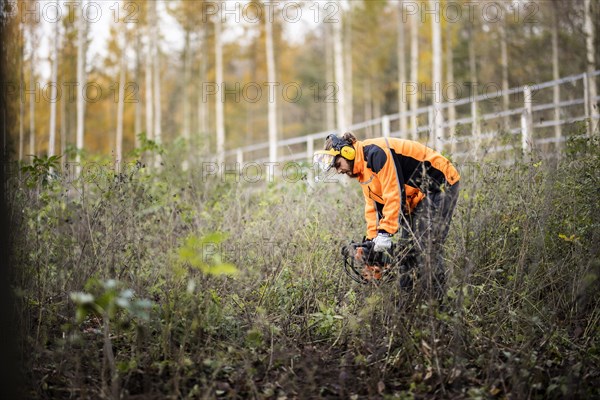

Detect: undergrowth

[8,135,600,399]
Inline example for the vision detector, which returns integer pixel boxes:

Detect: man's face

[335,157,357,178]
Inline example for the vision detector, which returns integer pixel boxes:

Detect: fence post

[382,115,390,138]
[521,85,533,154]
[236,149,243,166]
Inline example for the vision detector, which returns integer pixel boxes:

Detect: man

[314,132,460,296]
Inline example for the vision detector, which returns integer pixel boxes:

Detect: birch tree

[75,3,87,175]
[500,7,510,131]
[215,16,225,163]
[444,8,456,148]
[551,2,561,140]
[397,1,408,136]
[115,17,127,166]
[333,9,347,134]
[48,20,60,158]
[325,23,335,131]
[265,2,278,169]
[584,0,597,133]
[151,1,162,165]
[144,15,153,142]
[409,7,419,139]
[29,21,36,158]
[468,20,480,140]
[197,29,208,147]
[344,3,353,129]
[429,0,443,147]
[182,30,191,147]
[134,28,142,147]
[19,20,24,161]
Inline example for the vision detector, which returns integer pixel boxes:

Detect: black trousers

[402,181,460,298]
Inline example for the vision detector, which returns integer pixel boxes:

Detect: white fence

[224,70,600,165]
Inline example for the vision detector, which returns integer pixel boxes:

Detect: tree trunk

[215,17,225,163]
[152,1,162,165]
[29,25,36,158]
[134,28,142,148]
[48,21,59,158]
[182,29,191,169]
[429,0,443,148]
[409,8,419,140]
[182,29,191,144]
[325,23,335,131]
[197,29,208,149]
[19,23,24,161]
[468,21,479,141]
[344,4,353,129]
[145,25,153,142]
[445,11,456,150]
[333,10,347,134]
[60,80,66,162]
[75,4,86,174]
[500,13,510,131]
[397,1,408,136]
[551,2,561,141]
[584,0,598,132]
[116,23,127,166]
[266,9,277,168]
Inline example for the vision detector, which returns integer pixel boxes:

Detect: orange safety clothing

[351,138,460,239]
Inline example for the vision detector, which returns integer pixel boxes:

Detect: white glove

[373,232,393,252]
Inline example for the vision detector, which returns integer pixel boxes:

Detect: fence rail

[224,70,600,165]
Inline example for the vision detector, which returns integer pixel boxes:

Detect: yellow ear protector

[329,134,356,161]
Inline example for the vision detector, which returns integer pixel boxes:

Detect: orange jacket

[351,138,460,239]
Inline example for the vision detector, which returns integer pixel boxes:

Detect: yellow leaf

[205,263,238,276]
[558,234,577,242]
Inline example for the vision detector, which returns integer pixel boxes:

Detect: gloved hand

[373,232,392,252]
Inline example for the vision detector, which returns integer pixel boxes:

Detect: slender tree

[500,6,510,131]
[409,6,419,139]
[344,2,353,129]
[444,3,456,148]
[430,0,443,147]
[333,6,347,134]
[182,29,191,146]
[265,1,278,169]
[29,21,36,158]
[19,19,24,161]
[197,29,208,148]
[584,0,597,132]
[115,16,127,166]
[468,20,480,140]
[215,16,225,163]
[325,23,335,131]
[134,27,142,148]
[551,1,561,140]
[397,1,408,136]
[75,1,87,175]
[151,0,162,165]
[144,17,153,142]
[48,20,60,158]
